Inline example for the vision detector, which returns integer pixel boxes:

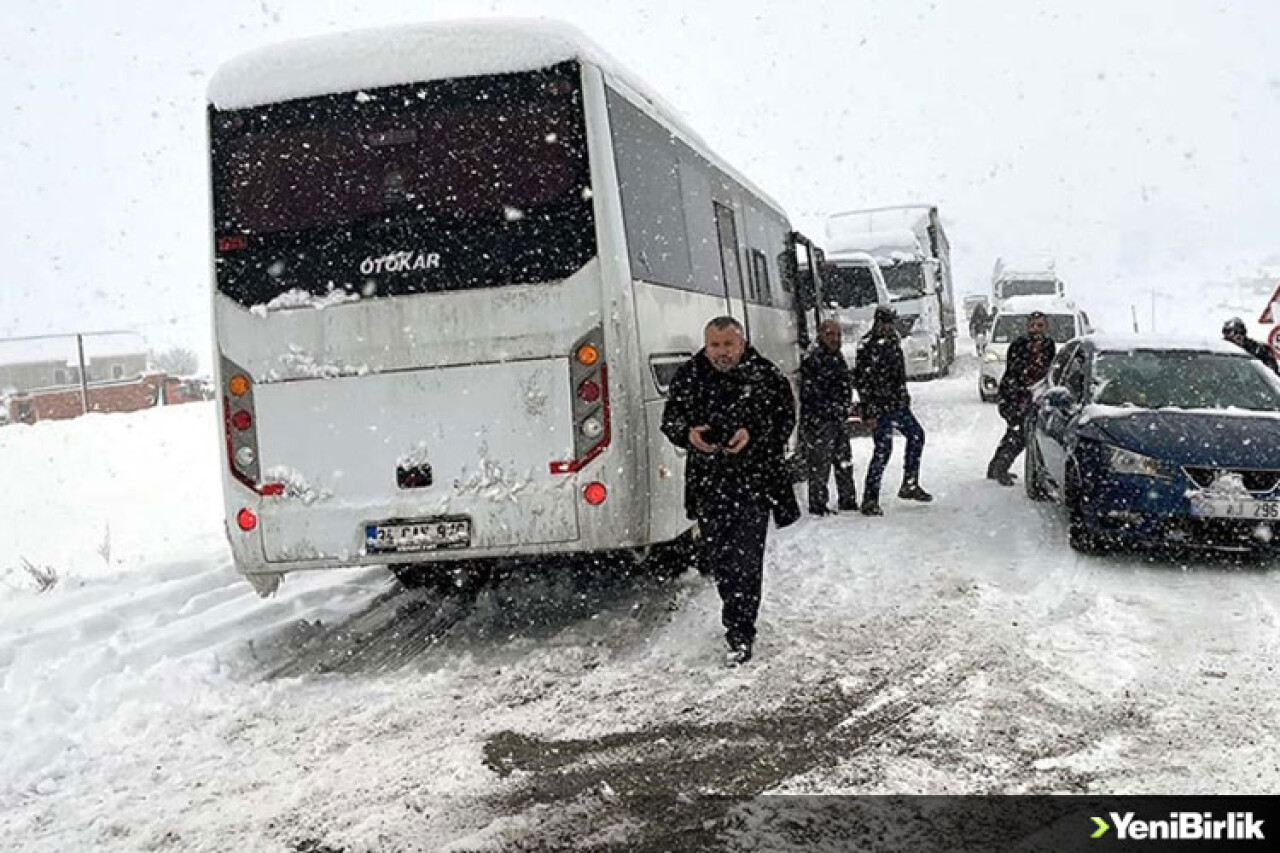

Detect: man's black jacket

[661,347,795,520]
[998,335,1056,402]
[800,345,853,429]
[1238,336,1279,374]
[853,332,910,419]
[997,335,1056,421]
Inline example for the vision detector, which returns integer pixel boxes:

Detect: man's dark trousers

[989,397,1030,477]
[806,421,857,510]
[699,496,770,651]
[864,406,926,500]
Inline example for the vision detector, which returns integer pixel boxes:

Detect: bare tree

[148,346,199,376]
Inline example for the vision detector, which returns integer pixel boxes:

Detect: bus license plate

[366,518,471,553]
[1190,498,1280,520]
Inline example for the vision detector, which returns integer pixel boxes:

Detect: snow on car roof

[993,295,1079,315]
[207,18,786,217]
[1086,333,1244,355]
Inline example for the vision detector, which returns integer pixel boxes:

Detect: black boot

[860,498,883,517]
[986,463,1017,487]
[898,482,934,502]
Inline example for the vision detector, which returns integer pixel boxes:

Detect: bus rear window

[210,62,596,305]
[218,93,586,235]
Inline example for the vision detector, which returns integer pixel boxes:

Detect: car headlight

[983,350,1001,363]
[1106,445,1169,479]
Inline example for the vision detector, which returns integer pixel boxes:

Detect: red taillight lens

[218,235,248,252]
[577,379,600,403]
[259,482,285,496]
[583,482,607,505]
[230,410,252,431]
[236,508,258,531]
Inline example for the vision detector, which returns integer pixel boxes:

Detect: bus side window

[747,248,772,306]
[650,354,691,396]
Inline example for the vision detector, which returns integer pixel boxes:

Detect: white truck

[991,256,1064,305]
[824,205,957,378]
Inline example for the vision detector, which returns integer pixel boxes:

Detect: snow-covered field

[3,353,1279,852]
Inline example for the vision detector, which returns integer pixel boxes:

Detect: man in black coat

[986,311,1057,486]
[1223,317,1279,374]
[969,302,992,353]
[661,316,796,666]
[853,306,932,516]
[801,319,857,515]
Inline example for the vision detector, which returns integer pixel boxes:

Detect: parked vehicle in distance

[1025,334,1280,555]
[817,251,893,366]
[979,295,1092,401]
[992,256,1064,305]
[825,205,958,379]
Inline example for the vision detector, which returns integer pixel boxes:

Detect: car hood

[1081,407,1280,468]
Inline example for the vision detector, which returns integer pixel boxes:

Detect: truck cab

[824,205,957,379]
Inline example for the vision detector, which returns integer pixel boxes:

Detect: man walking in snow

[986,311,1056,486]
[661,316,795,666]
[853,306,933,515]
[801,319,858,515]
[969,301,992,353]
[1222,317,1279,374]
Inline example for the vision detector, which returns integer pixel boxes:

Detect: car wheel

[1065,465,1105,554]
[1024,437,1051,502]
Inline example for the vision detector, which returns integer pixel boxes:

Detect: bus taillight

[551,328,609,475]
[582,482,607,505]
[218,235,248,253]
[222,355,267,495]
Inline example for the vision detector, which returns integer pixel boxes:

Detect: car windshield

[821,263,881,308]
[1000,279,1057,298]
[991,313,1077,343]
[881,260,926,298]
[1092,350,1280,410]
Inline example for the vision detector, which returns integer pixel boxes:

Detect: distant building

[0,333,148,395]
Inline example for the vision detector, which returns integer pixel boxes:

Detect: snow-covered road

[3,353,1278,852]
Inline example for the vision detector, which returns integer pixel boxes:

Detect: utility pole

[76,333,89,415]
[1131,304,1139,333]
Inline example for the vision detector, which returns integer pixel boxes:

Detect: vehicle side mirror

[1043,387,1074,411]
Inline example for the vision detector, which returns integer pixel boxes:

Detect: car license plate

[1189,497,1280,520]
[365,517,471,553]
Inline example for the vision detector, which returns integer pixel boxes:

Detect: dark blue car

[1025,335,1280,554]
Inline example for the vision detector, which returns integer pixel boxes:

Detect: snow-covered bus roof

[207,18,786,216]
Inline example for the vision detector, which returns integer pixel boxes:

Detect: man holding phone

[661,316,795,666]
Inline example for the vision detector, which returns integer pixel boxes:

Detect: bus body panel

[253,357,579,562]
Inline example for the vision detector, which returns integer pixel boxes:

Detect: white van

[979,296,1092,401]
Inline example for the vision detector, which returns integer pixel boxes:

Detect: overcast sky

[3,0,1278,362]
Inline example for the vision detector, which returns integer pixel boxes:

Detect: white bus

[207,20,826,596]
